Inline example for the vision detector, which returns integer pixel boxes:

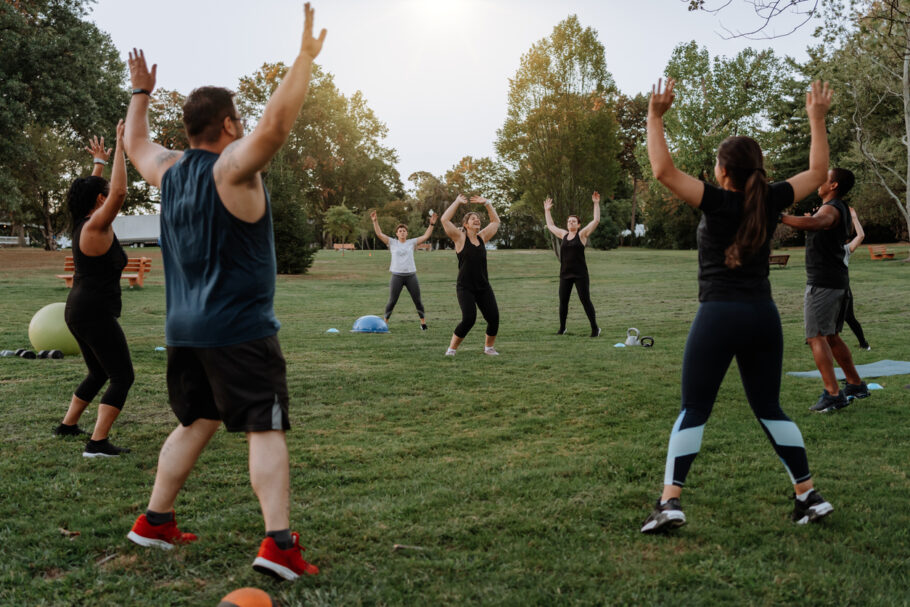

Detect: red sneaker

[252,532,319,580]
[127,513,198,550]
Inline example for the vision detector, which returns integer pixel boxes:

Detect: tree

[685,0,821,39]
[1,0,130,248]
[639,41,784,248]
[323,204,359,248]
[496,15,622,257]
[614,93,649,237]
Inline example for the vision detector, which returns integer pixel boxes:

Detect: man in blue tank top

[782,168,869,413]
[122,4,326,581]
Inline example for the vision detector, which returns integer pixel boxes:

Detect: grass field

[0,245,908,606]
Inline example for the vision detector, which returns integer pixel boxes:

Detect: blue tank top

[160,149,280,347]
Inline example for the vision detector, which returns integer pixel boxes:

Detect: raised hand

[370,209,378,222]
[301,2,327,60]
[128,49,157,93]
[543,197,553,211]
[470,195,489,205]
[454,194,467,206]
[85,135,111,162]
[592,191,601,204]
[649,78,675,118]
[429,213,438,225]
[115,119,125,143]
[806,80,832,120]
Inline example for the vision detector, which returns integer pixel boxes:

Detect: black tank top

[559,233,588,279]
[456,235,490,291]
[805,198,850,289]
[65,218,128,320]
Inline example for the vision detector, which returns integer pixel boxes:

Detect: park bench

[868,245,895,260]
[416,243,432,251]
[769,254,790,268]
[57,256,152,288]
[333,243,355,251]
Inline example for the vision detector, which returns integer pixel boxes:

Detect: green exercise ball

[28,303,80,355]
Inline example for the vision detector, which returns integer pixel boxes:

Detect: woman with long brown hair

[640,79,835,533]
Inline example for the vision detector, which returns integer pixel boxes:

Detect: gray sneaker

[809,389,849,413]
[844,381,870,400]
[640,498,686,533]
[791,490,833,524]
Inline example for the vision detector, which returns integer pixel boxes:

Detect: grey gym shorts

[804,285,848,339]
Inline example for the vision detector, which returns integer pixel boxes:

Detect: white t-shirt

[389,238,418,274]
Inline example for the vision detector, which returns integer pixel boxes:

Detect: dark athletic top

[456,235,491,292]
[697,181,795,302]
[559,233,588,279]
[65,218,127,321]
[160,149,280,347]
[805,198,849,289]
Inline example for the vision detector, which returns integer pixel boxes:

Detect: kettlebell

[640,336,655,348]
[625,328,641,347]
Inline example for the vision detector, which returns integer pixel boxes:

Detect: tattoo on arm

[156,150,181,167]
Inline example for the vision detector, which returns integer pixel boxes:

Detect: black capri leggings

[67,315,134,410]
[843,288,868,349]
[559,275,597,331]
[385,273,425,319]
[454,287,499,338]
[663,300,811,487]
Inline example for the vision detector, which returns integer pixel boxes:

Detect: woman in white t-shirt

[370,210,437,330]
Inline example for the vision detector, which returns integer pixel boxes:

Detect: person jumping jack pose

[56,123,135,457]
[440,194,501,356]
[543,192,602,337]
[641,78,835,534]
[370,209,437,330]
[122,4,326,580]
[781,168,869,411]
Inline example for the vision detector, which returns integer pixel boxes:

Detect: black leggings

[663,300,811,487]
[385,273,425,319]
[67,315,134,410]
[843,288,868,348]
[454,287,499,338]
[559,275,597,331]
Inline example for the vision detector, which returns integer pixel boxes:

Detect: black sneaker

[791,490,833,524]
[809,389,849,413]
[556,327,567,335]
[53,423,88,437]
[590,327,601,338]
[421,323,428,331]
[844,381,870,400]
[83,438,130,458]
[640,498,686,533]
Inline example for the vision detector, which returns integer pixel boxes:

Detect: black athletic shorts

[166,334,290,433]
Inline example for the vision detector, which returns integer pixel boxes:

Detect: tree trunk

[903,27,910,261]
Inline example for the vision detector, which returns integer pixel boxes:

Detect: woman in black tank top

[543,193,602,337]
[440,194,502,356]
[55,122,135,458]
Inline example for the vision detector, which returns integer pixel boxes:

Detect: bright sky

[89,0,819,187]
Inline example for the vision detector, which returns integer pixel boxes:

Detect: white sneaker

[445,348,456,356]
[484,347,499,356]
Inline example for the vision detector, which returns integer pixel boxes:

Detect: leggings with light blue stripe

[664,300,811,487]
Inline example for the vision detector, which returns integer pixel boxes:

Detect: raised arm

[213,3,326,187]
[370,210,390,245]
[124,49,183,187]
[85,120,127,231]
[414,213,438,245]
[847,207,865,253]
[647,78,705,208]
[440,195,467,242]
[781,204,839,231]
[85,135,111,178]
[476,196,500,241]
[786,80,832,202]
[580,191,601,241]
[544,198,568,239]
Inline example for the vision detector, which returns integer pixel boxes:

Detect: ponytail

[724,168,769,268]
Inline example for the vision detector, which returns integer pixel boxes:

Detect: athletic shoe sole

[252,557,299,581]
[794,502,833,525]
[127,531,176,550]
[641,511,686,533]
[82,451,120,458]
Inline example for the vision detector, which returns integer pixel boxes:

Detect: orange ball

[217,587,273,607]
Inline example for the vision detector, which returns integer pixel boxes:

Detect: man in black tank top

[781,168,868,411]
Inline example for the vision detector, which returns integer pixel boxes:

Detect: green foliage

[496,15,621,254]
[236,63,403,245]
[323,204,359,246]
[0,0,131,248]
[1,247,909,605]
